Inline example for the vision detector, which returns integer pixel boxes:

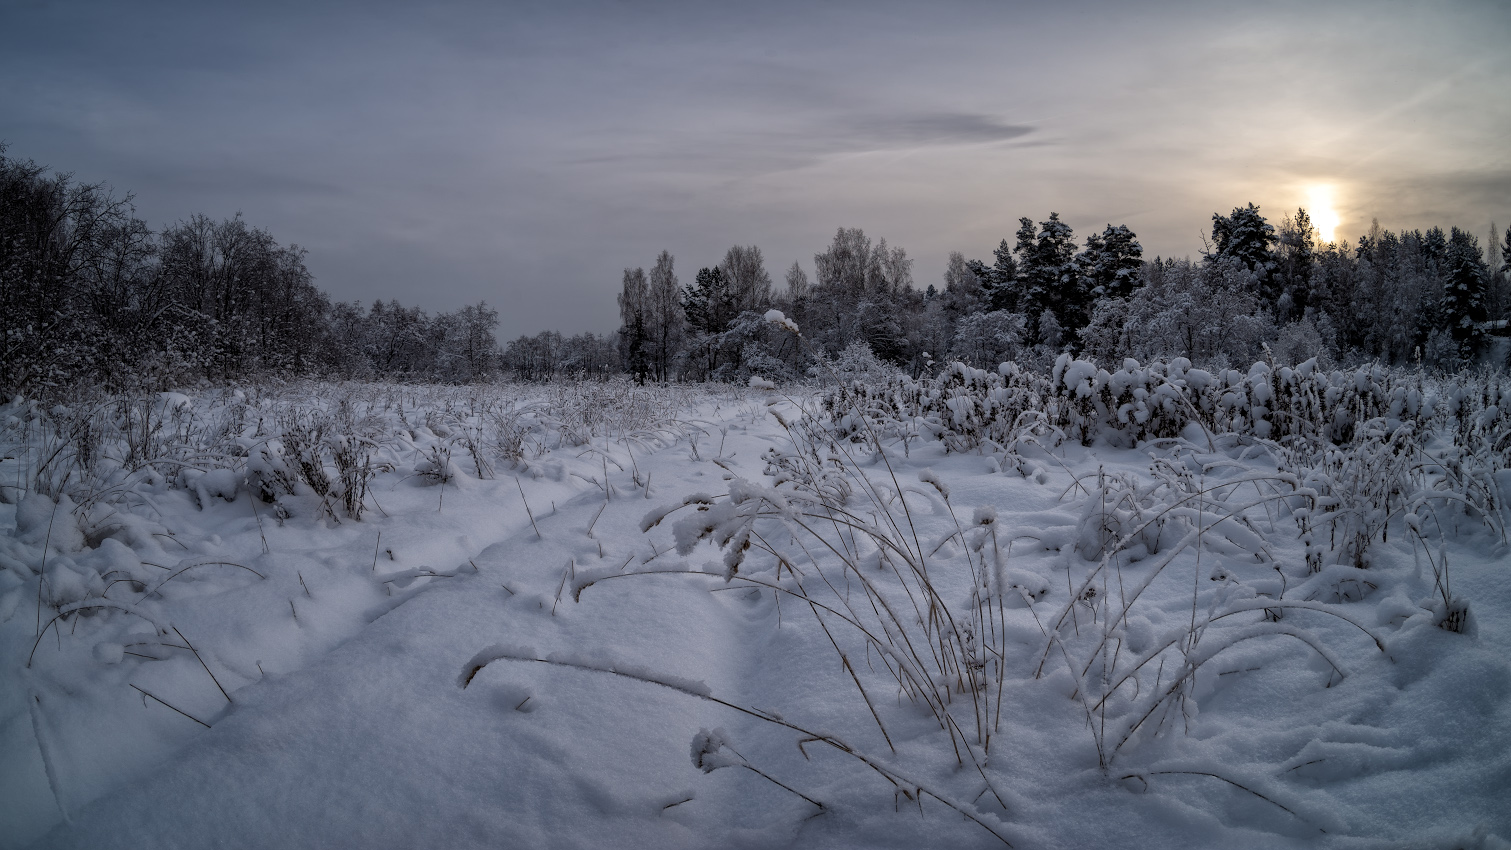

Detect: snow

[0,376,1508,849]
[763,309,799,334]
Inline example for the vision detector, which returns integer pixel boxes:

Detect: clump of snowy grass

[828,353,1501,457]
[645,422,1018,762]
[1039,462,1390,773]
[255,404,392,522]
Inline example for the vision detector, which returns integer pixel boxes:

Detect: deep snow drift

[1,370,1508,849]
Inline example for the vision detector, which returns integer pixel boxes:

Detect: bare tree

[814,227,871,298]
[719,245,772,314]
[784,261,810,301]
[878,239,914,294]
[646,250,685,382]
[436,301,499,382]
[617,267,649,382]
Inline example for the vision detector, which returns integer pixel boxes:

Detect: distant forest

[610,208,1510,385]
[3,146,1508,398]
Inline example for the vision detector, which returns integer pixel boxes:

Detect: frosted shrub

[810,339,902,388]
[828,360,1057,453]
[822,353,1499,460]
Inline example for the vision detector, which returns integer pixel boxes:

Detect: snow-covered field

[2,367,1508,849]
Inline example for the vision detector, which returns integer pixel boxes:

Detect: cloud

[557,111,1035,180]
[123,163,347,201]
[842,112,1034,150]
[1347,167,1511,234]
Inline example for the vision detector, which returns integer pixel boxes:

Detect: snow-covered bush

[949,309,1026,368]
[809,339,902,388]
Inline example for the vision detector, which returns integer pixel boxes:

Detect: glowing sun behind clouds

[1308,185,1341,244]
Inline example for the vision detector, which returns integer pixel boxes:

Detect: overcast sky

[4,0,1508,339]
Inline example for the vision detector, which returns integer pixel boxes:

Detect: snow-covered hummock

[0,382,1507,850]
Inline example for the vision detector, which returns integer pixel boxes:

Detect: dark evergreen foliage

[1274,208,1316,319]
[1442,228,1490,356]
[1209,203,1278,296]
[1077,224,1144,300]
[1012,213,1086,345]
[965,239,1018,312]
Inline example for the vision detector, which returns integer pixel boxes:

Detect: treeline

[0,148,504,396]
[6,145,1508,397]
[606,205,1511,383]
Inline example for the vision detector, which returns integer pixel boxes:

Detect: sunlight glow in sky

[2,0,1507,337]
[1308,186,1341,245]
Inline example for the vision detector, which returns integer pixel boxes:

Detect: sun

[1307,185,1340,245]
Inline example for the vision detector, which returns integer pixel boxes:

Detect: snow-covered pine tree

[1209,203,1277,300]
[1410,228,1450,346]
[965,239,1018,312]
[1441,227,1490,356]
[1075,223,1144,300]
[1013,213,1084,346]
[1274,208,1317,320]
[680,266,733,379]
[682,266,729,336]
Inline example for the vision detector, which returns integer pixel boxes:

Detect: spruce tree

[965,239,1018,312]
[1441,227,1489,356]
[1076,223,1144,300]
[1209,203,1277,299]
[682,266,729,335]
[1275,208,1317,319]
[1014,213,1084,345]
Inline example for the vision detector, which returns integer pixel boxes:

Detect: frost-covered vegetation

[3,351,1508,847]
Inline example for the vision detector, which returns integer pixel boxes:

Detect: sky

[3,0,1508,339]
